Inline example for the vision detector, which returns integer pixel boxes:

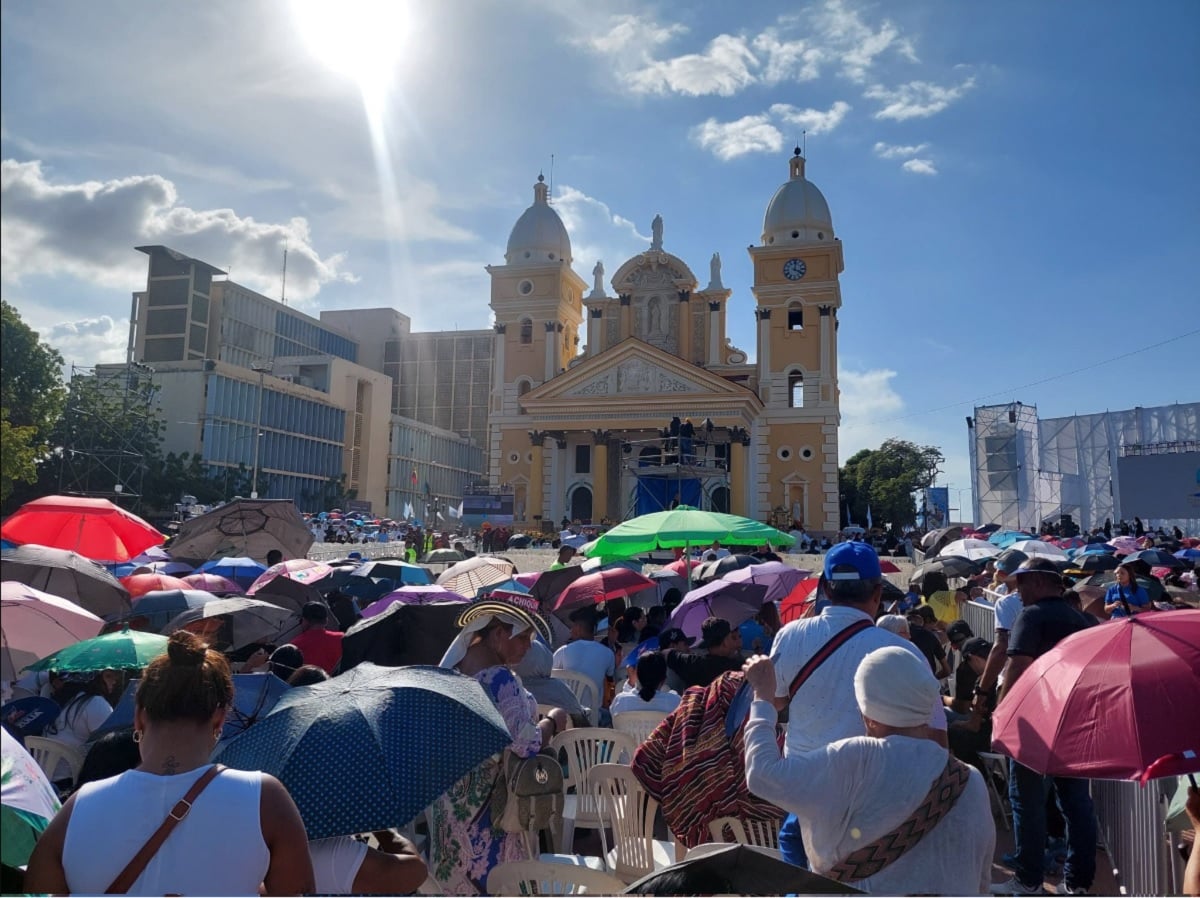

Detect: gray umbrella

[0,544,131,618]
[163,597,302,652]
[921,526,964,557]
[168,499,314,564]
[910,554,980,584]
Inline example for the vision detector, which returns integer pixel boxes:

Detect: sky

[2,0,1198,518]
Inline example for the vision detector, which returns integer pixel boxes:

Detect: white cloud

[873,141,929,159]
[901,158,938,176]
[865,77,976,120]
[625,34,759,98]
[838,367,905,461]
[691,102,850,160]
[551,184,650,275]
[581,13,687,56]
[814,0,918,83]
[770,100,852,135]
[39,315,128,367]
[752,30,823,84]
[0,159,355,302]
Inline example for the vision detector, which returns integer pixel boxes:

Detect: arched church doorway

[710,486,730,513]
[569,485,593,523]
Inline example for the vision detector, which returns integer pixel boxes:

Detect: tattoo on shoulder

[163,755,179,775]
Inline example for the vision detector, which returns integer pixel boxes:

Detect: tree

[839,439,945,531]
[1,302,66,507]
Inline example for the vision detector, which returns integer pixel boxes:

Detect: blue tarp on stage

[636,476,701,516]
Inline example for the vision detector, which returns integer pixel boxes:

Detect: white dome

[505,175,573,265]
[761,150,834,246]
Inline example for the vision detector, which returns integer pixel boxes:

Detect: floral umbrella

[247,559,334,595]
[2,727,61,867]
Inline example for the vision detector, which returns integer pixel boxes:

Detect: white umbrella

[937,538,1001,561]
[436,556,516,596]
[1,581,105,681]
[1010,539,1069,560]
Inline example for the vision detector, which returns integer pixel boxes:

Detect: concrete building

[488,150,844,534]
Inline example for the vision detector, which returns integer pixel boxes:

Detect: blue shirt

[1103,583,1150,617]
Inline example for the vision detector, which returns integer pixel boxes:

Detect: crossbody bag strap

[106,764,226,894]
[787,619,873,700]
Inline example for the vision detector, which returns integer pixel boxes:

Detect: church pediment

[610,251,698,294]
[523,339,755,406]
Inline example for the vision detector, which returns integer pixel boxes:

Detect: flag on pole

[866,505,873,529]
[410,468,418,487]
[403,502,414,520]
[845,502,852,525]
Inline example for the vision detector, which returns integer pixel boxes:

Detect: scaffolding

[56,363,158,509]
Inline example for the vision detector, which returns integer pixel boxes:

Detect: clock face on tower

[783,258,807,280]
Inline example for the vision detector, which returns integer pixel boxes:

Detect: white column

[707,301,721,365]
[544,321,557,382]
[757,308,771,383]
[492,324,507,410]
[587,308,601,357]
[551,437,566,523]
[819,307,832,404]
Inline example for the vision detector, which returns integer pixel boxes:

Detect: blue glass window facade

[273,310,357,363]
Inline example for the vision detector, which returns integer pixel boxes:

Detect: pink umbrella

[247,559,334,595]
[665,557,701,576]
[1108,536,1140,556]
[361,585,468,618]
[552,567,656,611]
[513,572,541,588]
[182,573,243,596]
[129,546,172,564]
[120,573,193,599]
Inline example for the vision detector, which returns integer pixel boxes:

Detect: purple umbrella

[667,580,768,642]
[721,561,811,604]
[361,585,468,618]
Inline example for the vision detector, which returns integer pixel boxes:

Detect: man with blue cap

[765,540,948,869]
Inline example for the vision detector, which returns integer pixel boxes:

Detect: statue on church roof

[650,214,663,252]
[591,260,605,297]
[707,251,724,291]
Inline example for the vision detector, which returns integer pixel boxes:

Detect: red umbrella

[991,610,1200,780]
[552,568,656,611]
[1,495,164,562]
[120,573,193,599]
[665,557,702,576]
[247,559,334,595]
[778,577,820,624]
[878,559,901,574]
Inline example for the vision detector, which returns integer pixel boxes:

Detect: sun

[290,0,410,93]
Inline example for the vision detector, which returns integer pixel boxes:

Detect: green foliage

[1,410,40,502]
[839,439,945,530]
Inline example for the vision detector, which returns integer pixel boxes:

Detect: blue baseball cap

[824,541,883,581]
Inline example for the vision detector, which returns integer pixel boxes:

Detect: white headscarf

[437,602,549,671]
[854,646,938,729]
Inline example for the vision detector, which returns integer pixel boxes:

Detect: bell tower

[747,149,843,534]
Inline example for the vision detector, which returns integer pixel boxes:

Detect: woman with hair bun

[610,650,681,715]
[26,631,314,896]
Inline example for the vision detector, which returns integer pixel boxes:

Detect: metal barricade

[1091,778,1178,896]
[961,599,997,643]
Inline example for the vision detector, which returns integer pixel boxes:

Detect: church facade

[486,150,844,535]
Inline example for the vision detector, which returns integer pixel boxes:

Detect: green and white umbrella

[583,506,794,561]
[2,728,61,867]
[24,627,168,674]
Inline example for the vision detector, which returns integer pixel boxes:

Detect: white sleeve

[994,595,1020,632]
[743,700,842,816]
[83,696,115,736]
[309,838,368,894]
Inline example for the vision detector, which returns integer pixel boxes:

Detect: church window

[791,230,800,239]
[518,280,533,295]
[520,319,532,344]
[575,444,591,474]
[788,371,805,408]
[788,308,804,331]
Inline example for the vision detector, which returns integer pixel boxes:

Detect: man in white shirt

[767,540,947,867]
[701,540,731,562]
[743,646,994,895]
[551,607,614,710]
[970,550,1027,719]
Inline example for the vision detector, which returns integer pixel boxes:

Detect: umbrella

[360,585,468,617]
[910,555,980,583]
[436,556,516,596]
[506,533,532,549]
[168,499,314,564]
[667,581,768,641]
[215,663,514,839]
[878,559,901,574]
[247,559,334,596]
[991,610,1200,780]
[120,572,193,598]
[248,576,327,616]
[0,696,61,740]
[130,546,172,564]
[973,523,1001,535]
[552,568,657,611]
[695,553,764,584]
[163,597,303,652]
[195,556,268,590]
[1,581,105,681]
[779,577,821,624]
[0,495,164,563]
[721,561,811,604]
[664,557,702,576]
[1176,548,1200,562]
[1052,537,1087,550]
[129,561,194,577]
[1074,553,1120,573]
[937,538,1001,561]
[340,601,466,669]
[989,529,1034,549]
[2,727,62,867]
[921,526,963,557]
[25,627,168,674]
[350,559,432,586]
[0,544,131,618]
[90,673,290,745]
[125,588,220,632]
[621,843,860,895]
[584,506,794,560]
[1107,535,1140,556]
[529,564,590,606]
[1009,539,1069,560]
[421,548,465,565]
[180,572,243,595]
[1125,548,1184,569]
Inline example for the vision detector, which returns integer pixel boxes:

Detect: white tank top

[64,765,270,896]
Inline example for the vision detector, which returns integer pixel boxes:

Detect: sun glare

[291,0,409,93]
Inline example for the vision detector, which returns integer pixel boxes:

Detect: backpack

[490,747,564,835]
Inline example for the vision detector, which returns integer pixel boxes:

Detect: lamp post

[250,362,273,499]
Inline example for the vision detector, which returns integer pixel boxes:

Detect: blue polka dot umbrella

[214,663,513,839]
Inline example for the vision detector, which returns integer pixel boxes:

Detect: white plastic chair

[977,751,1012,831]
[487,860,626,895]
[707,815,782,850]
[551,669,601,726]
[590,762,674,884]
[610,710,668,745]
[23,736,85,790]
[550,728,637,853]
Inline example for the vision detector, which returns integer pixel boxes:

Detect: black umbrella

[163,597,302,652]
[921,526,964,557]
[1080,571,1165,602]
[340,601,464,669]
[168,499,314,564]
[529,564,590,606]
[506,533,532,549]
[695,553,763,584]
[1075,553,1120,573]
[973,523,1001,535]
[622,843,861,895]
[910,555,980,584]
[1125,548,1184,569]
[0,544,130,618]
